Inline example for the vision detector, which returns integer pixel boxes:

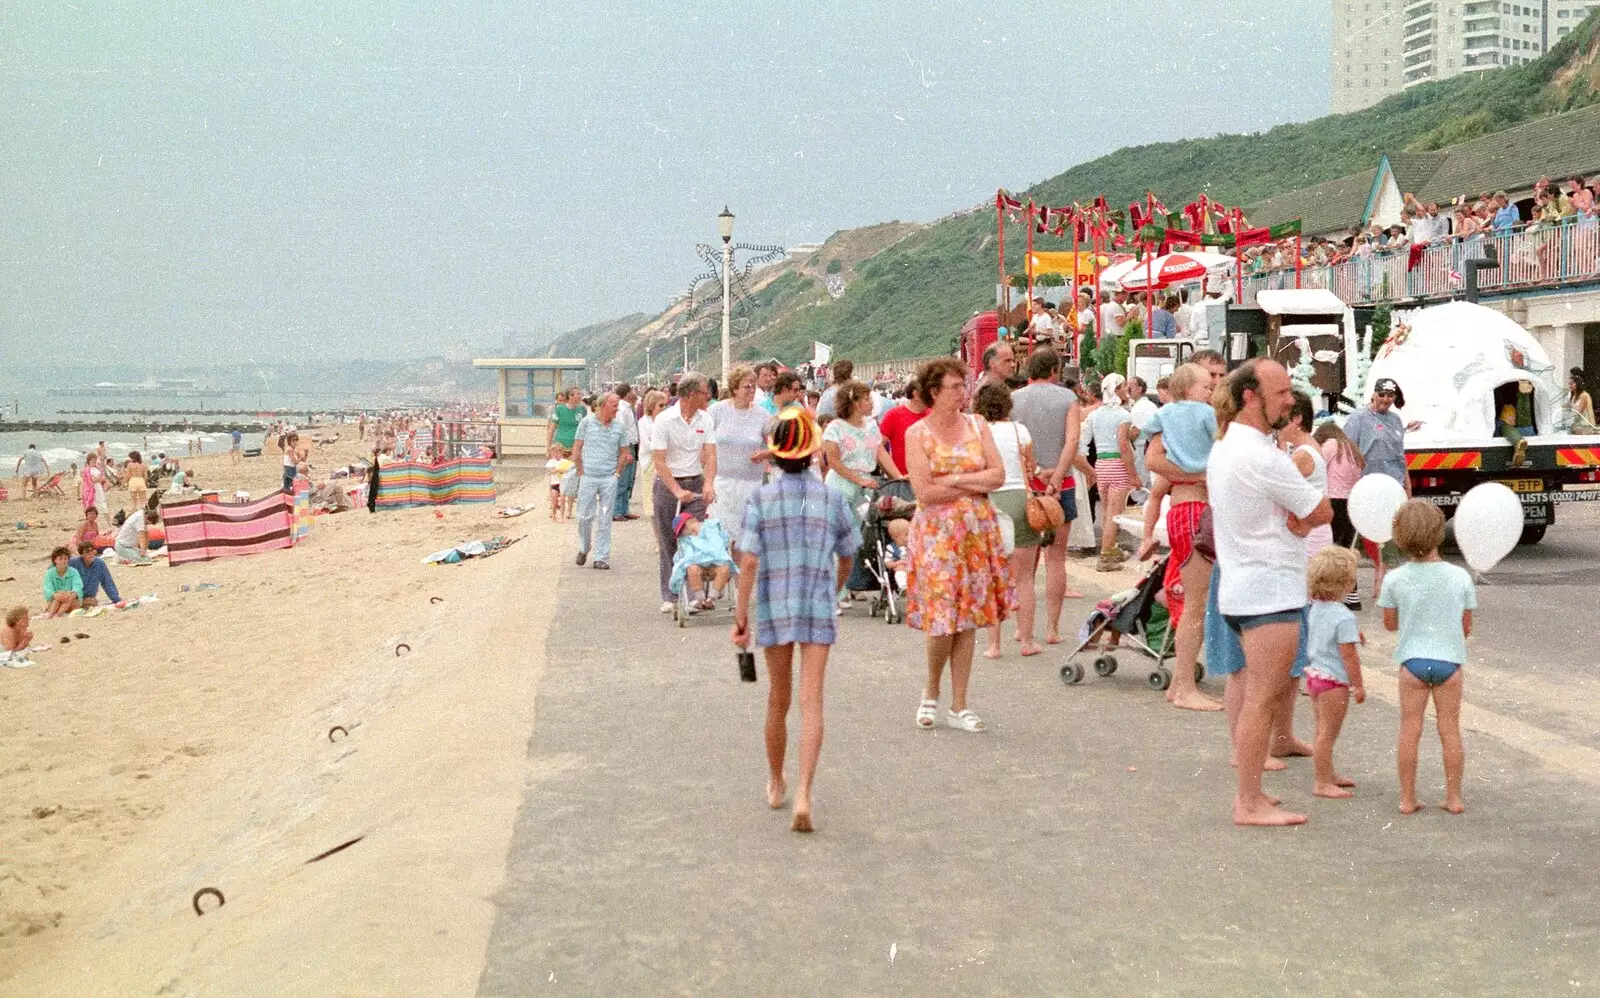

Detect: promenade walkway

[478,526,1599,995]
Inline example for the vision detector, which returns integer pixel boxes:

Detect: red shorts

[1162,501,1208,625]
[1094,458,1135,494]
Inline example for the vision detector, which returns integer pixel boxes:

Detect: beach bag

[1014,423,1065,533]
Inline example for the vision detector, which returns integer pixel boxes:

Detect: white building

[1333,2,1600,114]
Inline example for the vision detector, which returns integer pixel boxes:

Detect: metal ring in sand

[192,887,225,916]
[395,643,410,657]
[328,725,348,743]
[430,596,443,604]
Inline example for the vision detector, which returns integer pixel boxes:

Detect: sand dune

[0,433,560,994]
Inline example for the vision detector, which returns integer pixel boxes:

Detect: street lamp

[718,206,734,389]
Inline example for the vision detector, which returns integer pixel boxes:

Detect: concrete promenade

[479,520,1600,996]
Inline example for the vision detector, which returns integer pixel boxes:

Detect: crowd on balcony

[1241,176,1600,299]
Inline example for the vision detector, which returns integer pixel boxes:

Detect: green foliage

[1369,303,1393,359]
[1036,273,1066,287]
[1095,316,1140,376]
[825,258,843,274]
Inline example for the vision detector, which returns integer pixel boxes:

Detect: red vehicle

[959,311,999,386]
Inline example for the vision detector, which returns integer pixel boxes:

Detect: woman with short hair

[903,358,1011,733]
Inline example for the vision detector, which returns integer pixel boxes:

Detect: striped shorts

[1162,500,1209,625]
[1093,457,1135,494]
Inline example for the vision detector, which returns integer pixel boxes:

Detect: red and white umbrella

[1118,251,1236,291]
[1096,258,1143,290]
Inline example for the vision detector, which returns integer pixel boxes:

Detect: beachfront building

[1240,101,1600,378]
[1333,2,1599,113]
[472,357,586,458]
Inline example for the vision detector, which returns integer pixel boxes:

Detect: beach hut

[472,357,587,458]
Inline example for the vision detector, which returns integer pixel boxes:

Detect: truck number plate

[1498,479,1544,493]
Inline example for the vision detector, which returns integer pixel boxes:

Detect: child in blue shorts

[1379,499,1475,815]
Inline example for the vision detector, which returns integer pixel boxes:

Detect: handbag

[1016,423,1065,532]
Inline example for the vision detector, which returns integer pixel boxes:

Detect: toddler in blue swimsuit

[1379,499,1476,815]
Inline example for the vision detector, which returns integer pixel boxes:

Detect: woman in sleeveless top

[1282,392,1334,554]
[903,359,1012,734]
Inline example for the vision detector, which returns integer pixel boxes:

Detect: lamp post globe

[719,207,734,388]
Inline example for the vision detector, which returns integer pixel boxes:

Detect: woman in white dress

[1281,391,1333,555]
[707,366,772,544]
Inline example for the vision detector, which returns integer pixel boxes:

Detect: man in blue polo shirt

[570,392,630,571]
[68,541,122,607]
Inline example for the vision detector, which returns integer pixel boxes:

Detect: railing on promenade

[1238,217,1600,306]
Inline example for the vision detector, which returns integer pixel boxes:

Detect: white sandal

[915,699,939,729]
[947,708,986,732]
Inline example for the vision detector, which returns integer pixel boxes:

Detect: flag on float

[812,341,832,367]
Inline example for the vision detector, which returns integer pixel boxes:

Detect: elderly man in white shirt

[651,373,718,610]
[1207,359,1332,829]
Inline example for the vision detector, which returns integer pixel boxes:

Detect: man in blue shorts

[1207,359,1332,828]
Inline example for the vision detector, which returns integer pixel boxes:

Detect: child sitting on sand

[1380,499,1475,815]
[1302,547,1366,800]
[546,445,574,522]
[669,512,734,611]
[2,606,32,652]
[1137,363,1217,562]
[42,546,83,618]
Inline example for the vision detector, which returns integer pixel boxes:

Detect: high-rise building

[1332,1,1408,114]
[1333,2,1600,114]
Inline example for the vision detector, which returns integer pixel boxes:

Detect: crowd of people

[554,344,1480,834]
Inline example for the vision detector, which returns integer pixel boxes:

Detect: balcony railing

[1236,218,1600,308]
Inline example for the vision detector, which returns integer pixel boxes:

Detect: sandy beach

[0,433,560,994]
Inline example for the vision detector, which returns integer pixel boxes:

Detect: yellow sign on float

[1027,251,1108,276]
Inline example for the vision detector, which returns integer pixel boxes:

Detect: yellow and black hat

[768,407,821,460]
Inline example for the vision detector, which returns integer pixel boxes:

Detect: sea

[0,389,352,472]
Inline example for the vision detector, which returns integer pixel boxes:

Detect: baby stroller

[861,478,915,625]
[669,499,737,628]
[1059,555,1203,691]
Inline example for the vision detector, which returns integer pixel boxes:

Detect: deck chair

[40,473,67,497]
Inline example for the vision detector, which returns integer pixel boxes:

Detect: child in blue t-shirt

[1137,363,1218,561]
[1303,547,1366,800]
[1379,499,1476,816]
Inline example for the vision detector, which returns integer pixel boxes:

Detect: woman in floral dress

[903,357,1012,733]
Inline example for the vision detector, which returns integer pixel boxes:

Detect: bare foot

[1044,632,1063,645]
[1233,796,1307,827]
[1136,537,1158,561]
[1064,587,1083,599]
[790,803,814,833]
[766,779,786,810]
[1169,690,1225,712]
[1020,641,1043,657]
[1442,799,1465,814]
[1399,799,1424,814]
[1229,755,1288,771]
[982,646,1001,660]
[1314,783,1354,799]
[1271,739,1314,758]
[1334,774,1356,788]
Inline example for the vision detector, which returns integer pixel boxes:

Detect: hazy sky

[2,2,1332,366]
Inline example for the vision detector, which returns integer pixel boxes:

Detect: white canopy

[1363,301,1560,444]
[1256,289,1346,316]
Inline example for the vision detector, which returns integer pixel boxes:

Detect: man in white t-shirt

[651,373,718,608]
[1126,376,1158,491]
[1097,290,1128,344]
[1206,359,1331,828]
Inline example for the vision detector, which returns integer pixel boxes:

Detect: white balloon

[1454,482,1524,572]
[1347,474,1407,543]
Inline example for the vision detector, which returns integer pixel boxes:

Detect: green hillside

[572,13,1600,376]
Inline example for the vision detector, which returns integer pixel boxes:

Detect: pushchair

[1059,554,1203,691]
[859,478,915,625]
[668,500,736,628]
